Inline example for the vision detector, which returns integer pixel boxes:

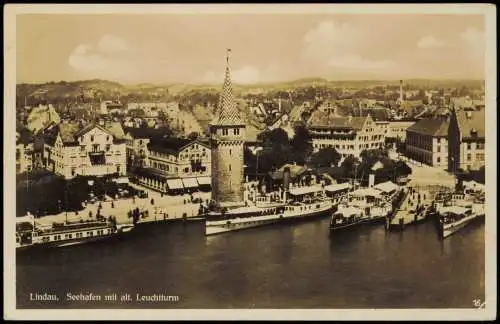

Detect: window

[184,167,189,173]
[91,135,94,142]
[467,143,472,150]
[80,145,85,152]
[222,128,229,136]
[437,146,440,153]
[476,153,485,161]
[467,154,472,161]
[106,136,110,141]
[229,149,232,155]
[229,164,231,171]
[234,128,240,135]
[437,157,440,163]
[106,144,111,151]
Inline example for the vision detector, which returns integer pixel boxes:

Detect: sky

[16,13,486,85]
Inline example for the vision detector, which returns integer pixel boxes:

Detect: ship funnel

[283,166,291,203]
[283,166,291,193]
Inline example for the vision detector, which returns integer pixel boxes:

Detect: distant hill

[17,77,484,105]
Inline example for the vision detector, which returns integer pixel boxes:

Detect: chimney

[399,80,404,103]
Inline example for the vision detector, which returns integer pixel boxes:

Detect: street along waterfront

[16,217,484,309]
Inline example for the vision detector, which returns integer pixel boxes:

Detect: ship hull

[329,221,361,231]
[441,213,485,239]
[16,224,134,252]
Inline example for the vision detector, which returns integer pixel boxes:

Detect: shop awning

[197,176,211,186]
[182,178,199,188]
[166,179,184,190]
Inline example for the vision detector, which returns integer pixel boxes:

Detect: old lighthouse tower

[210,49,246,209]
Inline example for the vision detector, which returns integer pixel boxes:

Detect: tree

[360,149,389,168]
[243,147,257,176]
[310,147,341,168]
[257,128,295,173]
[290,125,313,165]
[340,155,361,181]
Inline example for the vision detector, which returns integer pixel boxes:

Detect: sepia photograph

[3,4,496,321]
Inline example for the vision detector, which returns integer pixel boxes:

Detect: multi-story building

[123,127,167,171]
[307,108,386,158]
[100,100,124,115]
[387,120,416,142]
[42,122,127,179]
[16,125,34,174]
[448,109,485,172]
[405,117,449,168]
[134,138,211,193]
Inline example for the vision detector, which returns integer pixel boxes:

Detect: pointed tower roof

[211,49,245,126]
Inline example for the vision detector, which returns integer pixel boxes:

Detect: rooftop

[455,109,485,139]
[308,110,368,130]
[147,137,208,155]
[406,117,449,137]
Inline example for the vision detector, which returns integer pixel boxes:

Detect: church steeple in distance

[210,49,246,209]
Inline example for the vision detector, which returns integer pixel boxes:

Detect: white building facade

[43,123,127,179]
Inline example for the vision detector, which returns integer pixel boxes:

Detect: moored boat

[329,206,363,230]
[16,214,134,251]
[438,203,485,239]
[205,185,333,236]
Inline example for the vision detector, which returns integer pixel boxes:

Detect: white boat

[438,201,485,239]
[341,187,393,223]
[205,185,333,236]
[16,215,134,251]
[329,206,363,230]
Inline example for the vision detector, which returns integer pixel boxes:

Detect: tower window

[234,128,240,135]
[229,164,231,171]
[229,149,232,155]
[222,129,229,136]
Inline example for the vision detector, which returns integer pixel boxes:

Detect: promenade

[35,183,212,227]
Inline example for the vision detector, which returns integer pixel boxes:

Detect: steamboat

[16,214,134,251]
[437,192,485,239]
[205,185,334,236]
[330,182,402,231]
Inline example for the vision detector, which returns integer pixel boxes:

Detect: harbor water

[16,218,484,309]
